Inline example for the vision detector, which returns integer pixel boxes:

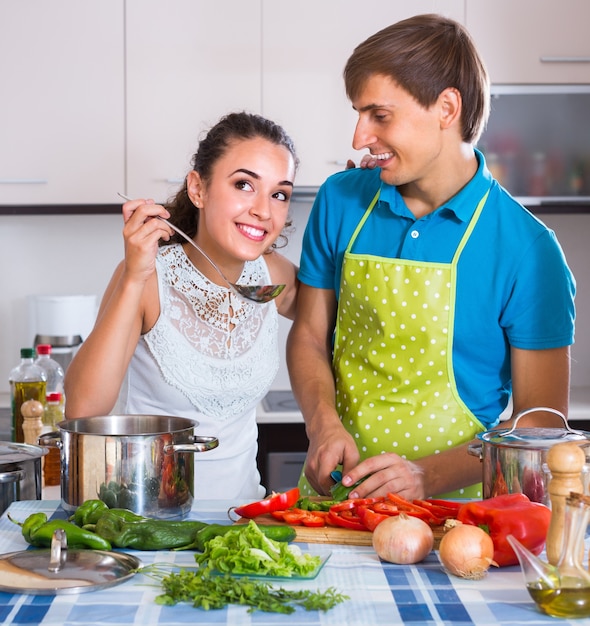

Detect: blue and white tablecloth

[0,500,587,626]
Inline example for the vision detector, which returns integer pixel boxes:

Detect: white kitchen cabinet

[465,0,590,84]
[0,0,124,205]
[125,0,262,201]
[261,0,465,187]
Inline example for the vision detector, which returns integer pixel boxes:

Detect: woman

[65,112,299,500]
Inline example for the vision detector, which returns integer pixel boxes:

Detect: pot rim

[56,414,201,437]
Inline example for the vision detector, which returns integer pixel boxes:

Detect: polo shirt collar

[377,148,493,223]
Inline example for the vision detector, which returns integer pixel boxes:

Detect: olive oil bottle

[9,348,46,443]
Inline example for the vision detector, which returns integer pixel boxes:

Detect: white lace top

[115,244,279,501]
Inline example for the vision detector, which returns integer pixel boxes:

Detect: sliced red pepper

[327,509,367,531]
[413,499,459,521]
[371,501,400,515]
[423,498,462,512]
[282,508,327,527]
[356,505,390,531]
[385,493,441,524]
[233,487,300,518]
[457,493,551,567]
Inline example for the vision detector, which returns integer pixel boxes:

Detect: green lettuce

[195,520,321,577]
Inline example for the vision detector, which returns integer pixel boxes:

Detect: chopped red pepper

[356,505,390,531]
[233,487,300,518]
[327,508,367,531]
[281,509,327,527]
[457,493,551,567]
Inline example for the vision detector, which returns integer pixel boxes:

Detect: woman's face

[187,136,295,266]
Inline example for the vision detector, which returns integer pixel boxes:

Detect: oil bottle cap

[36,344,52,355]
[46,392,62,403]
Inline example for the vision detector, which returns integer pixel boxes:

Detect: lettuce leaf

[195,520,321,577]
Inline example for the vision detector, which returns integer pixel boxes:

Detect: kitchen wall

[0,201,312,400]
[1,207,589,400]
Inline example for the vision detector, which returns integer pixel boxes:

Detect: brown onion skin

[438,524,496,580]
[372,513,434,564]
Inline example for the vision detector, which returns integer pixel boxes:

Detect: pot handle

[165,436,219,454]
[38,431,62,449]
[0,469,26,484]
[467,442,483,460]
[498,406,583,438]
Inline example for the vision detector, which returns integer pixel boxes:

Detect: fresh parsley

[151,568,348,614]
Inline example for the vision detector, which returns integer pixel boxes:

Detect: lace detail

[144,244,279,419]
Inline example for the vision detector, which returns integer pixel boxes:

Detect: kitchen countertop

[1,499,589,626]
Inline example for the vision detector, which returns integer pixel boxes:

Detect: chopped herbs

[151,568,348,614]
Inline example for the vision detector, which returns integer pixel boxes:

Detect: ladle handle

[117,192,235,291]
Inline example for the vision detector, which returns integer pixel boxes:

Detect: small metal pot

[469,407,590,506]
[39,415,218,519]
[0,442,46,515]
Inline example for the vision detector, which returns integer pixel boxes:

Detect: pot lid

[0,547,141,595]
[478,426,590,449]
[0,441,46,464]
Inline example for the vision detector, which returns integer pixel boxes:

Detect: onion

[438,523,496,580]
[372,513,434,564]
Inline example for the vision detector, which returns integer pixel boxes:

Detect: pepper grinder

[546,441,586,565]
[21,399,45,446]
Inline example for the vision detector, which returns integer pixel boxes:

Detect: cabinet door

[0,0,124,205]
[125,0,262,201]
[261,1,465,187]
[466,0,590,84]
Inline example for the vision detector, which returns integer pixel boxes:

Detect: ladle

[117,193,285,303]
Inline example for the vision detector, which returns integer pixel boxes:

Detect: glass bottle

[9,348,47,443]
[42,392,63,487]
[35,344,65,406]
[526,492,590,618]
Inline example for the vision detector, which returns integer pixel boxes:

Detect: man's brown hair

[344,13,490,144]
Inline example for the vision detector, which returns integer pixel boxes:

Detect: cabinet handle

[0,179,48,184]
[540,56,590,63]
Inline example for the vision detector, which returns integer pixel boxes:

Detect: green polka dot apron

[299,188,490,499]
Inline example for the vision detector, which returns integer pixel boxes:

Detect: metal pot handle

[498,406,583,437]
[0,469,26,484]
[38,431,62,449]
[467,442,483,460]
[165,436,219,454]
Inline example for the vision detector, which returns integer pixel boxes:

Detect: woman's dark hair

[164,112,298,250]
[344,14,490,144]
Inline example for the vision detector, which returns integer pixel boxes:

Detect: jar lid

[0,442,46,464]
[478,427,590,450]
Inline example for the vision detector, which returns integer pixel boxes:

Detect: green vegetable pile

[195,520,321,577]
[143,517,348,614]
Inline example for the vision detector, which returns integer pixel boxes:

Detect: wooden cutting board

[236,512,446,548]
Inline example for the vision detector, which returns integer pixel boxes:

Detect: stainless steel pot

[39,415,218,519]
[469,407,590,506]
[0,442,46,515]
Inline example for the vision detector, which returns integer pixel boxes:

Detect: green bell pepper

[17,512,111,550]
[93,510,208,550]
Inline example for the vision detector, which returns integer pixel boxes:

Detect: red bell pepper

[457,493,551,567]
[233,487,300,518]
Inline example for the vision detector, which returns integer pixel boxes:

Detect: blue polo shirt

[298,149,576,428]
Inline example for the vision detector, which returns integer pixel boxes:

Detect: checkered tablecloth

[0,500,587,626]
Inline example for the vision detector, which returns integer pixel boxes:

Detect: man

[287,14,575,500]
